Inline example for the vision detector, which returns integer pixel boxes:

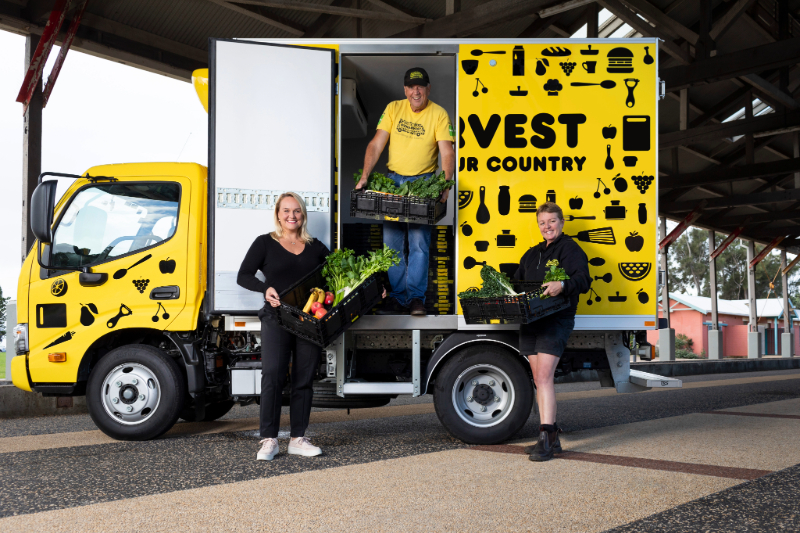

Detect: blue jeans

[384,171,434,306]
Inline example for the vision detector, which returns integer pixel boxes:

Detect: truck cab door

[27,177,190,384]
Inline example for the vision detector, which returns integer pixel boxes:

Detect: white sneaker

[257,438,279,461]
[288,436,322,457]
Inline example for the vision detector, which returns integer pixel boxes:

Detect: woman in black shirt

[237,192,330,461]
[513,202,591,462]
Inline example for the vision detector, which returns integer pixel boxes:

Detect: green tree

[0,285,8,343]
[669,228,709,296]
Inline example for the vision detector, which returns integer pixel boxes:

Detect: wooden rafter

[389,0,537,38]
[661,110,800,149]
[205,0,305,36]
[232,0,429,23]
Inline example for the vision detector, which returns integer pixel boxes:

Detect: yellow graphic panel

[457,41,658,316]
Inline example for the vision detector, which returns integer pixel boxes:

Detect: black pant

[259,319,320,439]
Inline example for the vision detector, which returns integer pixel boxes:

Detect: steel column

[21,33,43,263]
[659,217,670,327]
[746,240,761,358]
[708,230,723,359]
[781,250,793,357]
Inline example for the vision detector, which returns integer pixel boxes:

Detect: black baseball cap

[404,67,430,87]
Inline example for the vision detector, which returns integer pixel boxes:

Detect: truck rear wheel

[87,344,186,441]
[433,345,533,445]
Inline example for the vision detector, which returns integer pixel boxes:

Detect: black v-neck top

[237,234,330,295]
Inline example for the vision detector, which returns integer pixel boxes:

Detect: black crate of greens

[460,281,569,325]
[261,264,382,347]
[350,190,447,225]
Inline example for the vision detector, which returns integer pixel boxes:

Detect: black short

[519,313,575,357]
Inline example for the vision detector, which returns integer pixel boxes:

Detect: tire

[433,345,533,445]
[179,400,235,422]
[309,381,392,409]
[86,344,186,441]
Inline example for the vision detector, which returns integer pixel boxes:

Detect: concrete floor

[0,369,798,532]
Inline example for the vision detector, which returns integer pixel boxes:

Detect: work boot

[528,425,561,462]
[525,424,562,454]
[375,297,408,315]
[409,298,426,316]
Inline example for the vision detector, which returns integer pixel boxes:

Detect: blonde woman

[237,192,330,461]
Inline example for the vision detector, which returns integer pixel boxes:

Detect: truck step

[629,369,682,389]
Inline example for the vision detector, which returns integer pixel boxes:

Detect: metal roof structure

[3,0,800,252]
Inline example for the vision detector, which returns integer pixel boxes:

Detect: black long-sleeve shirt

[514,233,592,316]
[237,234,330,295]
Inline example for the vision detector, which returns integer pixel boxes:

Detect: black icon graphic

[464,257,486,270]
[464,287,480,294]
[50,278,68,298]
[604,200,626,220]
[623,116,650,151]
[625,232,644,252]
[607,47,634,73]
[543,79,562,96]
[460,221,473,236]
[594,273,612,283]
[624,79,639,108]
[513,46,525,76]
[589,257,606,267]
[476,186,490,224]
[472,49,506,56]
[36,303,66,328]
[612,174,628,192]
[586,288,602,305]
[535,57,549,76]
[519,194,537,212]
[461,60,478,75]
[159,257,176,274]
[113,253,152,280]
[542,47,571,57]
[637,289,650,303]
[580,45,599,56]
[619,262,652,281]
[594,178,611,198]
[133,278,150,294]
[151,302,170,322]
[582,61,596,73]
[638,203,647,224]
[643,46,654,65]
[602,125,617,139]
[475,241,489,252]
[45,331,75,349]
[576,227,616,245]
[623,156,638,167]
[632,173,655,194]
[546,190,556,203]
[472,79,488,97]
[564,215,596,222]
[609,291,627,302]
[499,263,519,278]
[605,145,614,170]
[570,80,615,89]
[569,196,583,210]
[559,62,576,76]
[458,190,474,209]
[509,86,528,96]
[498,186,510,215]
[107,303,133,328]
[79,303,99,327]
[496,230,516,248]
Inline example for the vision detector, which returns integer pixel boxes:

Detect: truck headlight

[14,324,28,355]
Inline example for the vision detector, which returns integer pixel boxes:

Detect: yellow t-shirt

[377,99,454,176]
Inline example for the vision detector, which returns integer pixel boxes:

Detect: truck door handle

[149,285,180,300]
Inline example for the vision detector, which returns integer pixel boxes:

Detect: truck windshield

[50,182,180,268]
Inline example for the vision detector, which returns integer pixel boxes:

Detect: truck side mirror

[30,180,58,245]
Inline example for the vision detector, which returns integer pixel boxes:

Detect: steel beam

[22,33,42,262]
[659,203,704,250]
[42,0,87,108]
[204,0,305,36]
[234,0,430,23]
[663,188,800,212]
[750,236,786,268]
[661,158,800,190]
[661,111,800,149]
[709,0,755,41]
[390,0,536,38]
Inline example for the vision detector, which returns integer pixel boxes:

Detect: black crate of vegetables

[460,281,570,325]
[350,190,447,225]
[260,265,382,347]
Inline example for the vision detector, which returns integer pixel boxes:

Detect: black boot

[528,425,561,462]
[525,424,562,454]
[374,297,408,315]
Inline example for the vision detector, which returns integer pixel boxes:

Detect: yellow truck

[11,38,679,442]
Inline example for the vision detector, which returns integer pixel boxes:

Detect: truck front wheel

[433,345,533,445]
[87,344,186,441]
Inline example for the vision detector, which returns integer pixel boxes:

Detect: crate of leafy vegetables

[350,170,453,225]
[261,245,399,347]
[458,262,570,325]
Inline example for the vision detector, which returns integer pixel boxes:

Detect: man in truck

[355,67,456,316]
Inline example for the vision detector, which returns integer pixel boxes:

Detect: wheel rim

[100,362,161,426]
[451,364,515,428]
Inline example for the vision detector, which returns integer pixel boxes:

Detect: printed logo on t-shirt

[448,124,454,137]
[397,118,426,137]
[377,113,385,127]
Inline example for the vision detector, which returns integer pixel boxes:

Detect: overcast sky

[0,30,208,301]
